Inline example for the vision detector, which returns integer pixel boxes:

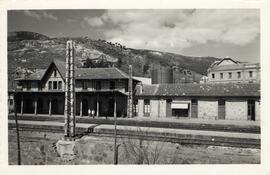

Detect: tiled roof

[136,83,260,97]
[15,69,46,81]
[17,60,135,81]
[75,67,129,80]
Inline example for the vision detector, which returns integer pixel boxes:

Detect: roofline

[135,95,260,98]
[44,60,66,82]
[217,57,238,66]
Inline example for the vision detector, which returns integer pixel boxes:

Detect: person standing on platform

[88,109,91,118]
[92,110,95,118]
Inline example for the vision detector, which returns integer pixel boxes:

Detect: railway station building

[134,83,260,121]
[10,59,261,122]
[12,60,139,117]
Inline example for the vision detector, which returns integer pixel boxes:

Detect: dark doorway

[82,99,88,116]
[218,99,225,120]
[108,97,115,117]
[24,98,34,114]
[37,98,43,114]
[248,100,256,121]
[51,99,58,114]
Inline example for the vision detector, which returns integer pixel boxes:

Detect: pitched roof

[136,83,260,97]
[16,59,136,81]
[210,63,260,72]
[15,69,46,81]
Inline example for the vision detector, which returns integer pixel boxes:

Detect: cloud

[41,11,58,21]
[83,16,107,27]
[23,10,58,21]
[84,9,259,53]
[23,10,41,20]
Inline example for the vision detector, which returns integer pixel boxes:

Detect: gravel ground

[8,129,260,165]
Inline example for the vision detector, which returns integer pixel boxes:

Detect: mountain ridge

[8,31,220,89]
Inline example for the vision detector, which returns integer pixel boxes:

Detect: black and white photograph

[6,8,262,165]
[1,0,270,172]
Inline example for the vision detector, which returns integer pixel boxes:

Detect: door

[248,100,256,121]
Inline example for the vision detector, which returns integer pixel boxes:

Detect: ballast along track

[8,119,260,149]
[8,115,260,134]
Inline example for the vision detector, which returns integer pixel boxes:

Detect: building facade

[207,57,260,84]
[135,83,260,121]
[11,60,139,117]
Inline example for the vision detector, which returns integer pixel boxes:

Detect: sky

[8,9,260,63]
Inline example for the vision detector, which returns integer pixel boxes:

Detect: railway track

[8,120,260,149]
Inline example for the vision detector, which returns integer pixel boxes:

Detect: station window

[96,81,101,90]
[48,81,52,90]
[53,81,57,90]
[237,72,241,78]
[218,99,225,106]
[212,73,215,79]
[133,99,138,116]
[26,82,31,90]
[220,73,223,79]
[249,71,253,78]
[144,99,150,116]
[110,81,115,90]
[191,99,198,105]
[58,81,62,90]
[9,99,13,106]
[82,81,88,90]
[228,72,232,79]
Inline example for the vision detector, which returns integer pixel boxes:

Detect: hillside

[8,31,219,89]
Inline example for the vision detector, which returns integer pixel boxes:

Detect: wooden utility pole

[127,65,133,118]
[14,90,21,165]
[64,40,76,138]
[113,92,117,164]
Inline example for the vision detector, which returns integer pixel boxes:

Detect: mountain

[8,31,220,89]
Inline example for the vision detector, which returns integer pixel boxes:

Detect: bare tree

[121,127,165,164]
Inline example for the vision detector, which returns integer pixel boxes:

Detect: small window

[133,99,138,116]
[54,69,57,77]
[218,99,225,106]
[220,73,223,79]
[82,81,88,90]
[53,81,57,90]
[166,99,172,103]
[144,99,150,116]
[212,73,215,79]
[58,81,62,90]
[48,81,52,90]
[9,99,14,106]
[110,81,115,90]
[237,72,241,78]
[26,82,31,90]
[191,99,198,105]
[228,72,232,79]
[249,71,253,78]
[96,81,101,90]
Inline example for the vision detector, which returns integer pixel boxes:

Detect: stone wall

[225,100,247,120]
[138,99,144,117]
[198,99,218,120]
[159,100,167,118]
[150,99,159,118]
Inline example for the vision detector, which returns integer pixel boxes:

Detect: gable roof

[216,57,239,66]
[16,59,137,81]
[136,83,260,97]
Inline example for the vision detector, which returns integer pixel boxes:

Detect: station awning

[171,102,189,109]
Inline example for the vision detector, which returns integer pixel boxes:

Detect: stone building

[134,83,260,121]
[11,59,139,117]
[207,57,260,84]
